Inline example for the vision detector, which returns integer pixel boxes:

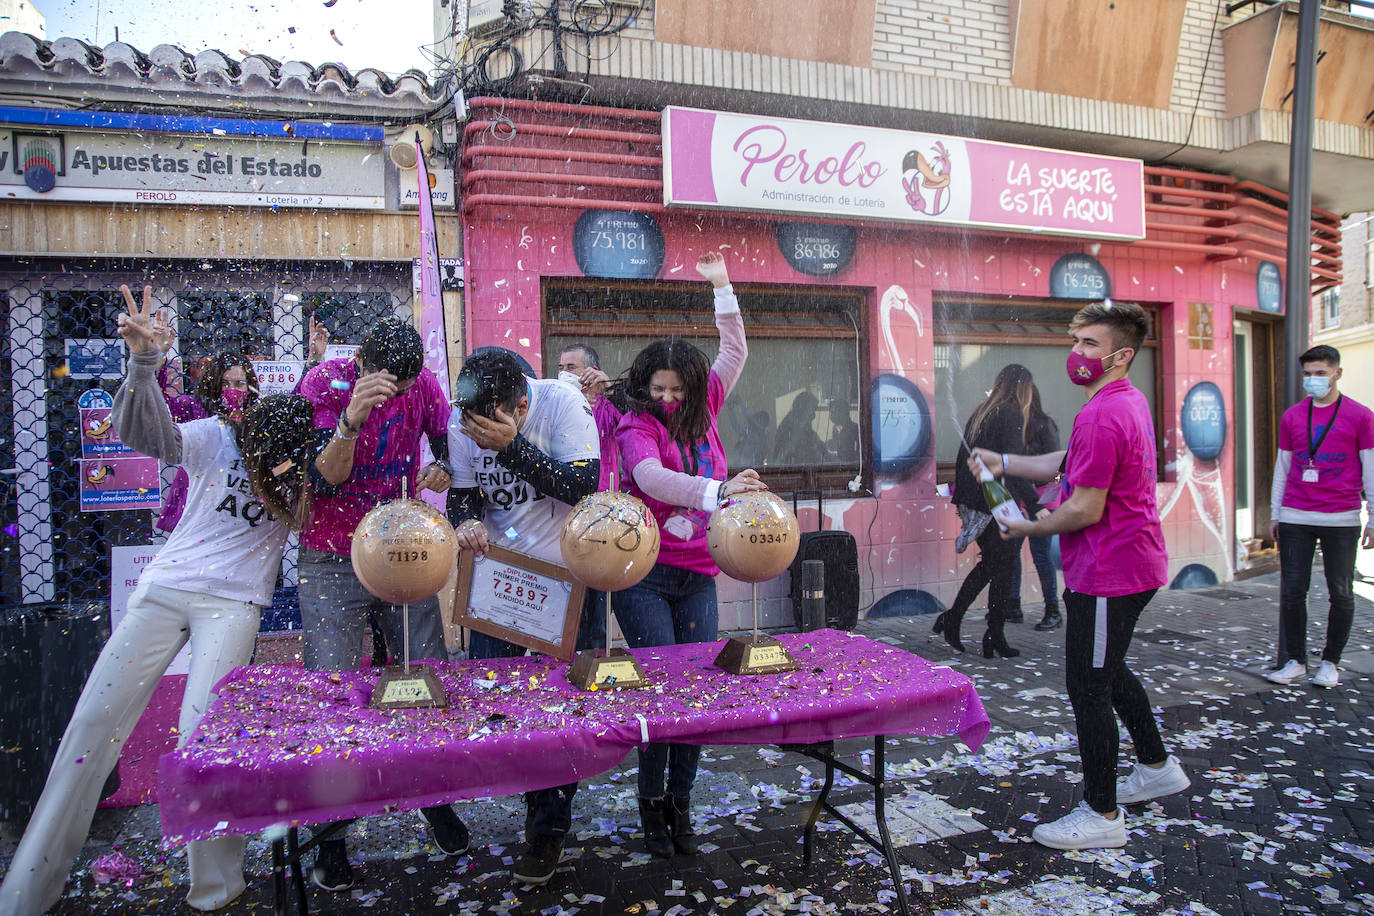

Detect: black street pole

[1282,0,1320,410]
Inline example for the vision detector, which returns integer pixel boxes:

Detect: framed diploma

[453,545,587,660]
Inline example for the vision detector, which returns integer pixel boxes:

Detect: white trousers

[0,582,261,915]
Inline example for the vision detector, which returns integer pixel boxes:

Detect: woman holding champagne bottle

[933,364,1044,658]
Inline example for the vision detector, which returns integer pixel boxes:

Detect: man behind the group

[975,299,1189,851]
[298,316,468,890]
[447,347,601,886]
[556,342,600,391]
[1265,344,1374,689]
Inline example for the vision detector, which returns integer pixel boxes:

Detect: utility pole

[1282,0,1320,410]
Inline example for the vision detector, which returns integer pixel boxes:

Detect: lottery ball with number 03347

[707,491,800,582]
[560,491,661,591]
[351,499,458,604]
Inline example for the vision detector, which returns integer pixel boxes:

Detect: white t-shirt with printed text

[139,418,290,606]
[448,377,600,565]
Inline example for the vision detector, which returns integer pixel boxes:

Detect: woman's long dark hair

[966,363,1034,449]
[621,337,712,448]
[240,395,314,531]
[196,350,260,426]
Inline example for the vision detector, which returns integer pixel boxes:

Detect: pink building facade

[459,99,1339,627]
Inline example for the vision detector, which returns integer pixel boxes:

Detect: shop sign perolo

[662,107,1146,241]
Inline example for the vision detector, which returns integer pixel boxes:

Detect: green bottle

[976,457,1025,532]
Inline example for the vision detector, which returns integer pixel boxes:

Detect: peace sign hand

[307,313,330,362]
[116,284,158,355]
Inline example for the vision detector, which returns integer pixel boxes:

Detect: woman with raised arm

[613,251,768,858]
[0,285,316,916]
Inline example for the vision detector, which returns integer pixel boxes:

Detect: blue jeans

[466,589,604,837]
[1277,522,1358,664]
[1010,535,1060,611]
[614,563,719,799]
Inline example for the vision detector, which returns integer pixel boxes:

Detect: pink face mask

[1065,349,1123,386]
[220,387,248,421]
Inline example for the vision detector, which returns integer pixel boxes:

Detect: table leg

[782,736,919,916]
[271,838,287,916]
[288,827,311,915]
[802,749,835,867]
[872,738,912,916]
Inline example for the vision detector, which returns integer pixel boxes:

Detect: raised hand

[579,366,610,398]
[307,314,330,363]
[344,370,398,429]
[150,308,177,358]
[116,284,158,355]
[695,251,731,288]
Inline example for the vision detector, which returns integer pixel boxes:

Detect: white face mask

[1303,376,1331,399]
[557,370,581,389]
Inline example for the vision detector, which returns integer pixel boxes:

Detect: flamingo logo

[901,142,952,216]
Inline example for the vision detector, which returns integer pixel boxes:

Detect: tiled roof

[0,31,444,118]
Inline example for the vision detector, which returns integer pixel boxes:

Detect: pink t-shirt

[1058,379,1168,597]
[617,372,728,576]
[1278,396,1374,513]
[593,396,623,492]
[299,358,452,555]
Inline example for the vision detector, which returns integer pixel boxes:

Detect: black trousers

[1277,522,1359,665]
[948,524,1022,633]
[1063,587,1167,813]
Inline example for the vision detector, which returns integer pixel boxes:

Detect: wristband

[339,412,360,434]
[335,420,358,441]
[1002,453,1010,476]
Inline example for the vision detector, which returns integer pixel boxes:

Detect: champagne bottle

[976,457,1025,532]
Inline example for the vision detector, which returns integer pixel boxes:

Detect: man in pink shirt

[298,317,467,890]
[1265,345,1374,689]
[974,300,1189,851]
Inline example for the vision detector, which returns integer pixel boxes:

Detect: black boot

[1035,607,1063,631]
[638,798,674,858]
[931,611,966,653]
[663,795,699,855]
[981,619,1020,658]
[1003,600,1024,624]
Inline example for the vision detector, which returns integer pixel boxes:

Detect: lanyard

[676,438,700,477]
[1306,394,1343,466]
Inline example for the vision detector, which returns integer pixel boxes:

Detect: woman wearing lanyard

[613,252,767,857]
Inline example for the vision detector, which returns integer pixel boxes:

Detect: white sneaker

[1031,802,1127,850]
[1310,661,1339,688]
[1117,755,1191,805]
[1265,659,1307,684]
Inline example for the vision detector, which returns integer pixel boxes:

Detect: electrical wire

[1150,0,1224,165]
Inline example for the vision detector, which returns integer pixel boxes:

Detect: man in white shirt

[447,347,600,886]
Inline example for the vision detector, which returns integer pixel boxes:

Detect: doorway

[1233,318,1278,546]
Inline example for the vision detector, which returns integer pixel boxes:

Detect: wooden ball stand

[367,480,450,709]
[566,475,649,691]
[714,582,800,676]
[568,586,648,691]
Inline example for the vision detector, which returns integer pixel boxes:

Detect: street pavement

[2,566,1370,915]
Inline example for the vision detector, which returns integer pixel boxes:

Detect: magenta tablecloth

[159,629,989,843]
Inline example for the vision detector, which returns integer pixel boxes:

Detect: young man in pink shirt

[1265,345,1374,689]
[973,300,1189,851]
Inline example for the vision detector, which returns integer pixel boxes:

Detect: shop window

[932,297,1161,479]
[177,292,273,362]
[303,291,398,346]
[545,281,868,496]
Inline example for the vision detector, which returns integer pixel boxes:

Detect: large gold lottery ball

[560,491,661,591]
[707,491,801,582]
[351,499,457,604]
